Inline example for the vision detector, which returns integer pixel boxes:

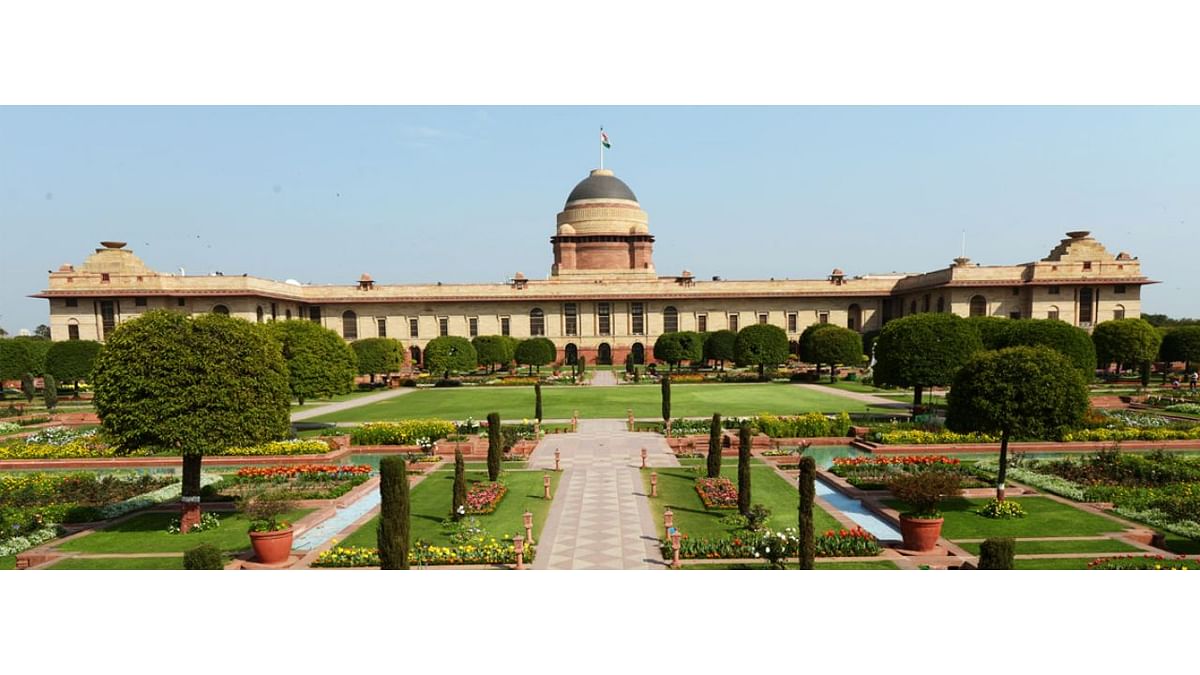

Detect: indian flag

[600,129,611,149]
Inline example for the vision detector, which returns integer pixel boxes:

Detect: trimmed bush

[978,537,1015,570]
[349,420,456,445]
[184,543,225,570]
[737,421,752,516]
[486,412,502,481]
[661,375,671,422]
[42,374,58,411]
[452,447,467,521]
[734,324,790,380]
[21,373,35,403]
[534,382,543,422]
[706,413,722,479]
[351,337,404,381]
[424,336,477,379]
[377,456,410,570]
[45,339,102,393]
[798,455,816,570]
[265,319,357,406]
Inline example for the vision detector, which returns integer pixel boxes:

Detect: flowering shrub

[832,455,960,470]
[695,477,739,509]
[0,422,21,435]
[464,482,507,514]
[0,525,62,557]
[234,464,371,480]
[312,538,533,567]
[350,420,456,445]
[1088,554,1200,570]
[485,377,541,386]
[312,545,381,567]
[1093,410,1179,429]
[221,439,334,456]
[217,464,372,499]
[977,498,1026,519]
[666,373,706,383]
[753,529,797,568]
[166,511,221,534]
[24,426,97,446]
[753,412,853,438]
[1165,403,1200,415]
[817,527,883,557]
[660,526,881,560]
[1062,427,1200,442]
[870,429,998,445]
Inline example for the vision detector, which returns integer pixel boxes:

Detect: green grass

[58,508,312,554]
[684,560,900,570]
[1013,557,1096,570]
[643,462,841,540]
[884,496,1122,539]
[815,381,888,394]
[337,469,559,549]
[0,555,15,570]
[1160,533,1200,555]
[47,556,188,570]
[955,538,1141,556]
[308,382,868,423]
[291,389,382,409]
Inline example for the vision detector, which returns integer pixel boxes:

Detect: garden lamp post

[523,510,534,545]
[543,474,552,499]
[670,529,682,569]
[663,508,674,532]
[650,471,658,497]
[554,448,561,471]
[513,534,525,570]
[641,447,648,468]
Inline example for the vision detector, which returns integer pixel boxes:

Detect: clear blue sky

[1,106,1197,333]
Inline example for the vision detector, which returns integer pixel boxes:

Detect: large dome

[565,169,638,205]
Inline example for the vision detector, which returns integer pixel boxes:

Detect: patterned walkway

[529,419,679,569]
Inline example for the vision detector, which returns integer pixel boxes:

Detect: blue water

[292,487,381,551]
[815,477,902,542]
[801,445,867,469]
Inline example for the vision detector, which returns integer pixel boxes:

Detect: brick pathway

[529,419,679,569]
[590,370,619,387]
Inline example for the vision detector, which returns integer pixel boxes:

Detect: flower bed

[754,412,852,438]
[832,455,961,470]
[695,477,739,509]
[660,526,881,560]
[0,421,21,435]
[212,464,372,500]
[0,432,336,460]
[349,420,456,446]
[220,439,334,456]
[312,537,533,567]
[1088,554,1200,570]
[831,455,985,489]
[1062,427,1200,442]
[1164,403,1200,415]
[870,429,999,445]
[464,482,507,514]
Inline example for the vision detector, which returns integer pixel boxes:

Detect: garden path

[791,383,904,409]
[529,419,678,569]
[291,388,415,422]
[590,370,619,387]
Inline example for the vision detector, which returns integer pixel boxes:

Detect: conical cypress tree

[42,374,58,411]
[661,375,671,423]
[797,455,816,569]
[706,412,722,478]
[737,421,752,516]
[21,373,35,403]
[377,456,410,570]
[534,383,543,423]
[452,447,467,521]
[487,411,502,481]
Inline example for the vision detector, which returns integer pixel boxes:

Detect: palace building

[34,168,1153,366]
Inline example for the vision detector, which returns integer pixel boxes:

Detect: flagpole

[599,126,604,170]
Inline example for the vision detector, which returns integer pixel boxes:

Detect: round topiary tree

[351,337,404,384]
[265,319,357,405]
[808,325,864,382]
[946,345,1089,500]
[514,337,555,375]
[873,313,983,407]
[424,336,478,379]
[1160,325,1200,372]
[798,323,838,366]
[1001,319,1097,382]
[92,310,290,532]
[703,330,737,371]
[473,335,516,373]
[706,412,722,478]
[734,324,790,380]
[1092,318,1162,376]
[965,316,1013,350]
[378,456,411,569]
[653,333,686,371]
[46,339,103,396]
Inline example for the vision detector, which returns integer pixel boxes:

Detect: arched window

[1047,305,1060,321]
[936,296,945,313]
[598,342,612,365]
[530,308,545,336]
[212,305,229,316]
[1113,304,1126,321]
[67,318,80,341]
[969,295,987,318]
[631,342,645,365]
[663,306,679,333]
[564,343,578,365]
[847,304,862,332]
[256,306,264,324]
[343,310,358,340]
[410,346,421,366]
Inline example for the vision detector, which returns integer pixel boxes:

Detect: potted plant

[240,491,296,564]
[887,470,961,552]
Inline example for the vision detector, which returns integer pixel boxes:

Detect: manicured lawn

[337,469,559,549]
[684,560,900,570]
[308,383,868,423]
[1159,533,1200,555]
[48,556,188,570]
[1014,557,1096,570]
[884,496,1122,539]
[815,381,889,394]
[643,461,842,540]
[955,538,1141,556]
[0,555,15,570]
[58,508,312,554]
[290,389,382,409]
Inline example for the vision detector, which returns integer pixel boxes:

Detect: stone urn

[249,528,294,564]
[898,515,943,552]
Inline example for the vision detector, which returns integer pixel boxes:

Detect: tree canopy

[514,337,556,373]
[965,316,1013,350]
[0,336,50,378]
[473,335,516,372]
[873,313,983,406]
[425,336,478,377]
[1092,318,1162,370]
[1160,326,1200,368]
[733,324,790,379]
[265,319,357,405]
[653,331,704,369]
[46,339,103,389]
[797,323,839,364]
[703,330,737,368]
[350,337,404,379]
[808,325,864,381]
[999,319,1096,381]
[946,345,1089,499]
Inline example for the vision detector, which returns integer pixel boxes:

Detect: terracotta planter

[249,528,294,564]
[898,515,943,552]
